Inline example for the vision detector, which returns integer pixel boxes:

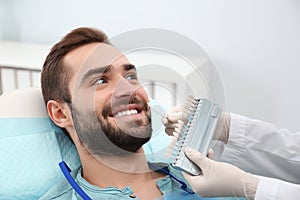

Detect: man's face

[65,43,152,156]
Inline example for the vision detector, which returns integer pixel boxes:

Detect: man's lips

[109,104,143,118]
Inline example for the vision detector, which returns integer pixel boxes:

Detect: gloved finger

[182,172,202,193]
[162,117,168,125]
[164,122,178,129]
[166,121,185,135]
[162,116,186,127]
[166,106,182,113]
[166,112,186,122]
[163,106,182,120]
[207,148,214,159]
[164,120,184,129]
[185,147,211,170]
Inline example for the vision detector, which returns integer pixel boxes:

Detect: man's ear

[47,100,72,128]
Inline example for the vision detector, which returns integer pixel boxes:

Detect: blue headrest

[0,88,81,199]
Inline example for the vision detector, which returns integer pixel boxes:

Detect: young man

[40,27,233,200]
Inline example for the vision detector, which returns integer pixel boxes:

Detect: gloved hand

[161,106,187,136]
[162,106,231,143]
[183,148,259,200]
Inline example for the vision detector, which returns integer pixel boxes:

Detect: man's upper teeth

[115,109,138,117]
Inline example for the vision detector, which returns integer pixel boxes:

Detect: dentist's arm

[220,113,300,184]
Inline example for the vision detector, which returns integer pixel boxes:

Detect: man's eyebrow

[122,64,136,71]
[81,65,112,84]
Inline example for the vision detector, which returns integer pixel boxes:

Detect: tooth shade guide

[168,97,222,176]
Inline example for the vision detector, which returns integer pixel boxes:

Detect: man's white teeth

[115,109,138,117]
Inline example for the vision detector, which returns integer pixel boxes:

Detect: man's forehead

[64,42,124,72]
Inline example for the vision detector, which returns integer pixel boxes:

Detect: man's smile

[109,104,144,118]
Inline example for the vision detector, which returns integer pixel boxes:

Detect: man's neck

[79,148,164,191]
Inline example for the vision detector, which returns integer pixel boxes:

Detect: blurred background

[0,0,300,131]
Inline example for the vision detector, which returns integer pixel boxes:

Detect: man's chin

[89,137,150,158]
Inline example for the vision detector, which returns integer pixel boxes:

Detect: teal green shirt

[40,164,243,200]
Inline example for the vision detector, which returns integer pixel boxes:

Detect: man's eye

[93,78,106,85]
[126,74,137,80]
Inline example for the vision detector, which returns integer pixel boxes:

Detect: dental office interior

[0,0,299,199]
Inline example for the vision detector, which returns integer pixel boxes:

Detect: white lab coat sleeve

[254,176,300,200]
[219,113,300,184]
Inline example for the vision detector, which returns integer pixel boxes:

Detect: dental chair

[0,87,170,199]
[0,88,80,199]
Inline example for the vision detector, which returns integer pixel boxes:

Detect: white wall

[0,41,49,92]
[1,0,300,131]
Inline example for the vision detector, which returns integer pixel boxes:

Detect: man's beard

[70,98,152,157]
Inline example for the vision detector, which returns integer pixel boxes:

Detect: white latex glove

[183,148,259,200]
[161,106,187,136]
[162,106,231,143]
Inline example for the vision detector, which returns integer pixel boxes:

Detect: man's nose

[112,77,137,98]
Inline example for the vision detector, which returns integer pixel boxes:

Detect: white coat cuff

[255,178,279,200]
[220,113,247,163]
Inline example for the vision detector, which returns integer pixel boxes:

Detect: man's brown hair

[41,27,109,105]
